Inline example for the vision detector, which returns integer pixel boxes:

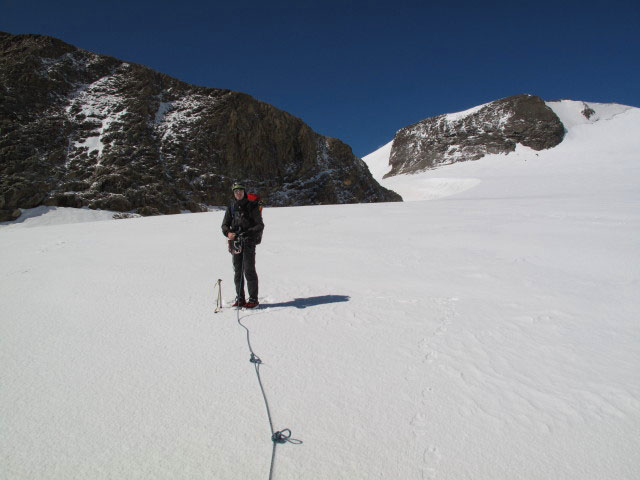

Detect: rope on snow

[232,235,302,479]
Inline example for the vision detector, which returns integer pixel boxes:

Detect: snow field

[1,99,639,479]
[2,192,639,479]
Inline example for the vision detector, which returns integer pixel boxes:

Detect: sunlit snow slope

[1,100,639,479]
[363,100,638,201]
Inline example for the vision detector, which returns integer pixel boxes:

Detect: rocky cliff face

[0,32,400,221]
[386,94,565,177]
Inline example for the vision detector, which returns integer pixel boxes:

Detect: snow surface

[2,100,640,479]
[362,139,393,180]
[0,206,117,229]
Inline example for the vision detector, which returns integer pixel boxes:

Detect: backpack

[247,192,263,211]
[247,192,264,244]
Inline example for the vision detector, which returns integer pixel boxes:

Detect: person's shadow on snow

[261,295,350,309]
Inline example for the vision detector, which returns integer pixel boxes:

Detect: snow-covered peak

[363,98,639,202]
[546,100,632,129]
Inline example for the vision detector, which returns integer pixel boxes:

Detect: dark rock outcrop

[386,94,565,177]
[0,32,400,220]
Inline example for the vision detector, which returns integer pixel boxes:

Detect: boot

[244,298,259,309]
[232,298,246,308]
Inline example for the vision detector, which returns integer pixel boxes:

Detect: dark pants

[232,242,258,301]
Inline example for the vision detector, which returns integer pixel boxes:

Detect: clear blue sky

[3,0,639,157]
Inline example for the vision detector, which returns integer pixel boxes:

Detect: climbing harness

[228,237,243,254]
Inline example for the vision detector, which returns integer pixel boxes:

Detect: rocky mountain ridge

[385,94,565,177]
[0,32,401,221]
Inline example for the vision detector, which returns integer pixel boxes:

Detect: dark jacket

[221,197,264,242]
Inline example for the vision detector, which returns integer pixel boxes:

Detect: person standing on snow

[221,182,264,308]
